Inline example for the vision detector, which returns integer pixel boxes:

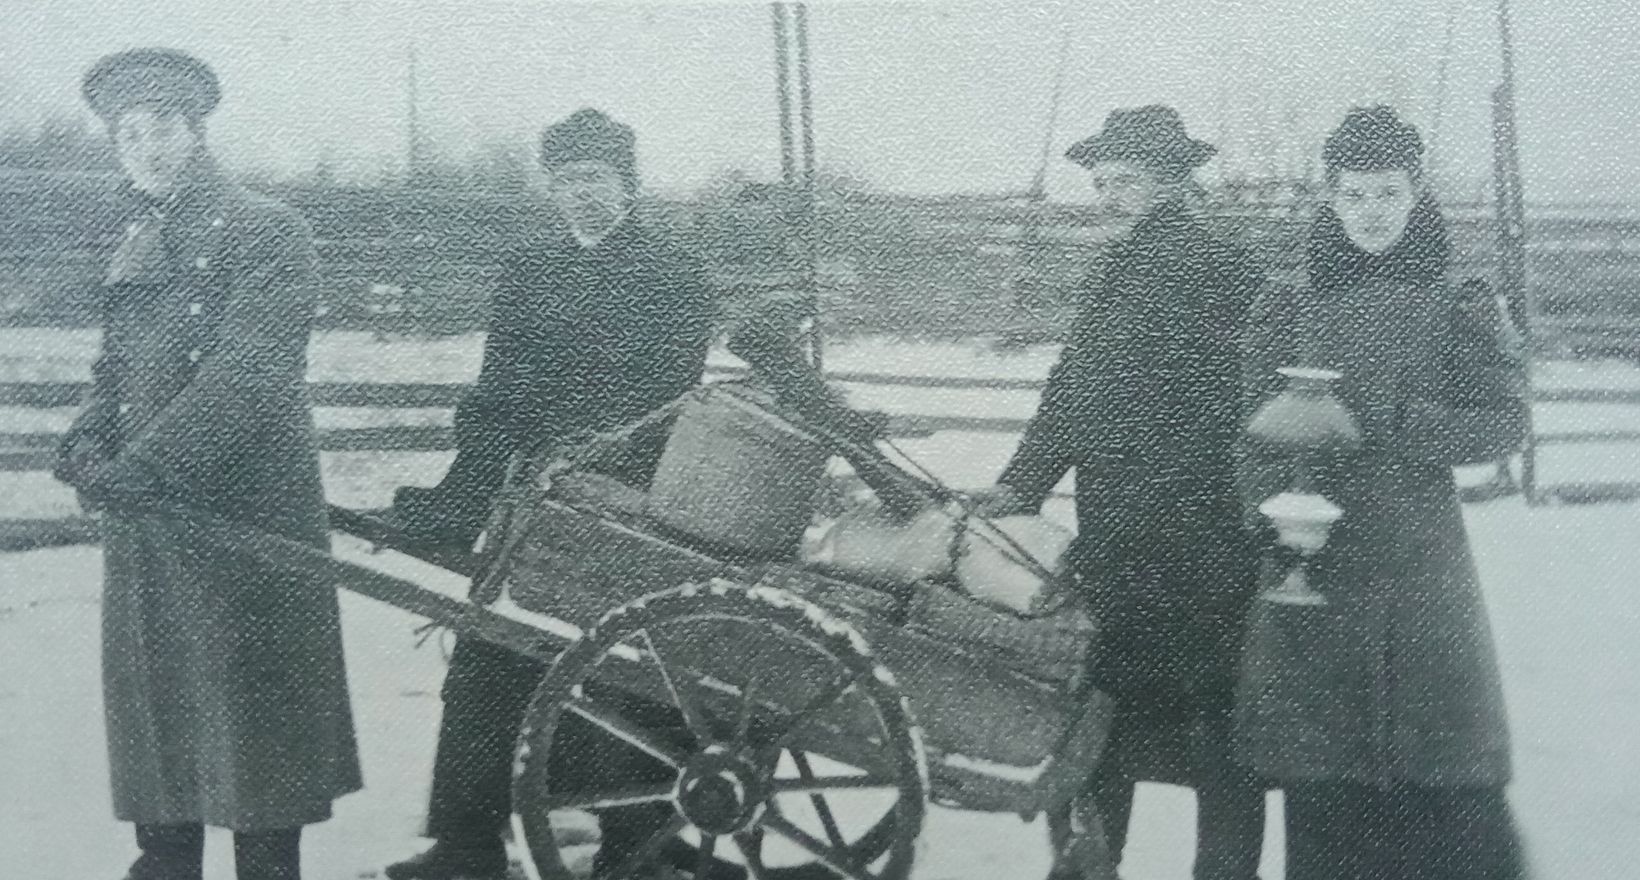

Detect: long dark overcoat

[416,216,717,540]
[1232,274,1525,787]
[62,161,361,830]
[998,200,1264,784]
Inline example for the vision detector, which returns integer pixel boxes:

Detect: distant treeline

[4,127,1640,346]
[0,116,116,173]
[0,167,1274,338]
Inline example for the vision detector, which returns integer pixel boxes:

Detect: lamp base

[1260,564,1328,606]
[1260,588,1328,606]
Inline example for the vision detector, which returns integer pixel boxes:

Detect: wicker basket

[907,578,1093,685]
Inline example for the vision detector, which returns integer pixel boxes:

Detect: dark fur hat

[1322,105,1424,173]
[539,108,637,175]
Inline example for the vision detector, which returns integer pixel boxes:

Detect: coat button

[194,256,210,270]
[188,349,202,363]
[210,217,225,228]
[188,302,203,316]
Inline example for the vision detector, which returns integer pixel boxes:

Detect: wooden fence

[0,361,1047,549]
[0,365,1043,473]
[7,175,1640,540]
[5,350,1640,550]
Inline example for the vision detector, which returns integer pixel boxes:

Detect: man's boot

[383,839,509,880]
[588,802,680,879]
[124,824,204,880]
[233,828,302,880]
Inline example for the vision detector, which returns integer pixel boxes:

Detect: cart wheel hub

[675,747,767,835]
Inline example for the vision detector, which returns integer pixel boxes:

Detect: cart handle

[98,493,567,664]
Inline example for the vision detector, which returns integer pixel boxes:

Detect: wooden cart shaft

[121,498,1106,818]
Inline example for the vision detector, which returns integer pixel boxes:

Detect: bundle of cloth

[803,488,1076,617]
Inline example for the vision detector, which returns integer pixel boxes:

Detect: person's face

[1328,168,1419,254]
[1084,159,1167,238]
[545,160,632,236]
[111,107,200,199]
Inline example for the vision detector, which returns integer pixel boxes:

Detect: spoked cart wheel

[513,580,928,880]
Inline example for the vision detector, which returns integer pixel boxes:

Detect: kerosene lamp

[1245,366,1362,605]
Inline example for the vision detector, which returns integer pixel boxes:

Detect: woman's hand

[52,433,103,488]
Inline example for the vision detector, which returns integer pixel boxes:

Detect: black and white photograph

[0,1,1631,878]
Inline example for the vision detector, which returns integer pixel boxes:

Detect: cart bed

[495,490,1101,798]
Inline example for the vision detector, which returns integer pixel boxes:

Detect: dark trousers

[425,637,678,860]
[1088,704,1267,880]
[130,823,301,880]
[1284,781,1527,880]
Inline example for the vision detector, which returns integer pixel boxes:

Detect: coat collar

[1089,197,1205,290]
[166,155,230,230]
[1115,197,1199,257]
[568,208,633,250]
[541,210,646,259]
[114,152,229,226]
[105,155,232,286]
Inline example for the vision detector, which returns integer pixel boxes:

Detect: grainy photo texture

[0,2,1628,878]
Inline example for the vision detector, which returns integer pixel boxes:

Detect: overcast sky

[3,0,1636,202]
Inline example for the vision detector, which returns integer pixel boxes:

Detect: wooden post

[770,4,797,186]
[793,2,823,371]
[1492,0,1536,502]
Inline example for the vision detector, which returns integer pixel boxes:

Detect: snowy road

[7,494,1638,879]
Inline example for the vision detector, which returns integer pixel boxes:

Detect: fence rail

[0,368,1050,410]
[5,352,1640,549]
[0,363,1044,477]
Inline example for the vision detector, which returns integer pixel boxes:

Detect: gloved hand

[966,484,1038,519]
[66,455,150,513]
[390,484,487,551]
[831,406,891,446]
[52,432,104,489]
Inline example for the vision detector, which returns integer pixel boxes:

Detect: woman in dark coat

[54,49,361,880]
[980,106,1268,880]
[1233,106,1529,880]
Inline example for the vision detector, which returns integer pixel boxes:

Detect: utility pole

[1012,22,1073,335]
[1029,24,1073,201]
[406,46,426,185]
[1429,1,1459,189]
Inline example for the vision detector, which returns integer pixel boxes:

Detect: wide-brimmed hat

[1322,105,1424,173]
[82,48,220,123]
[1065,105,1216,179]
[539,108,637,174]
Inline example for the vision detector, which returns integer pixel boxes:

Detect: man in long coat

[54,48,361,880]
[977,106,1268,880]
[384,109,717,880]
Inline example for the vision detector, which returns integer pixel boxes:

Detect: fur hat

[1322,105,1425,173]
[539,108,637,175]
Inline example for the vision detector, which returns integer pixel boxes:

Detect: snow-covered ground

[3,332,1640,879]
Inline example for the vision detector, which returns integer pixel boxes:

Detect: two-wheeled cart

[174,387,1117,880]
